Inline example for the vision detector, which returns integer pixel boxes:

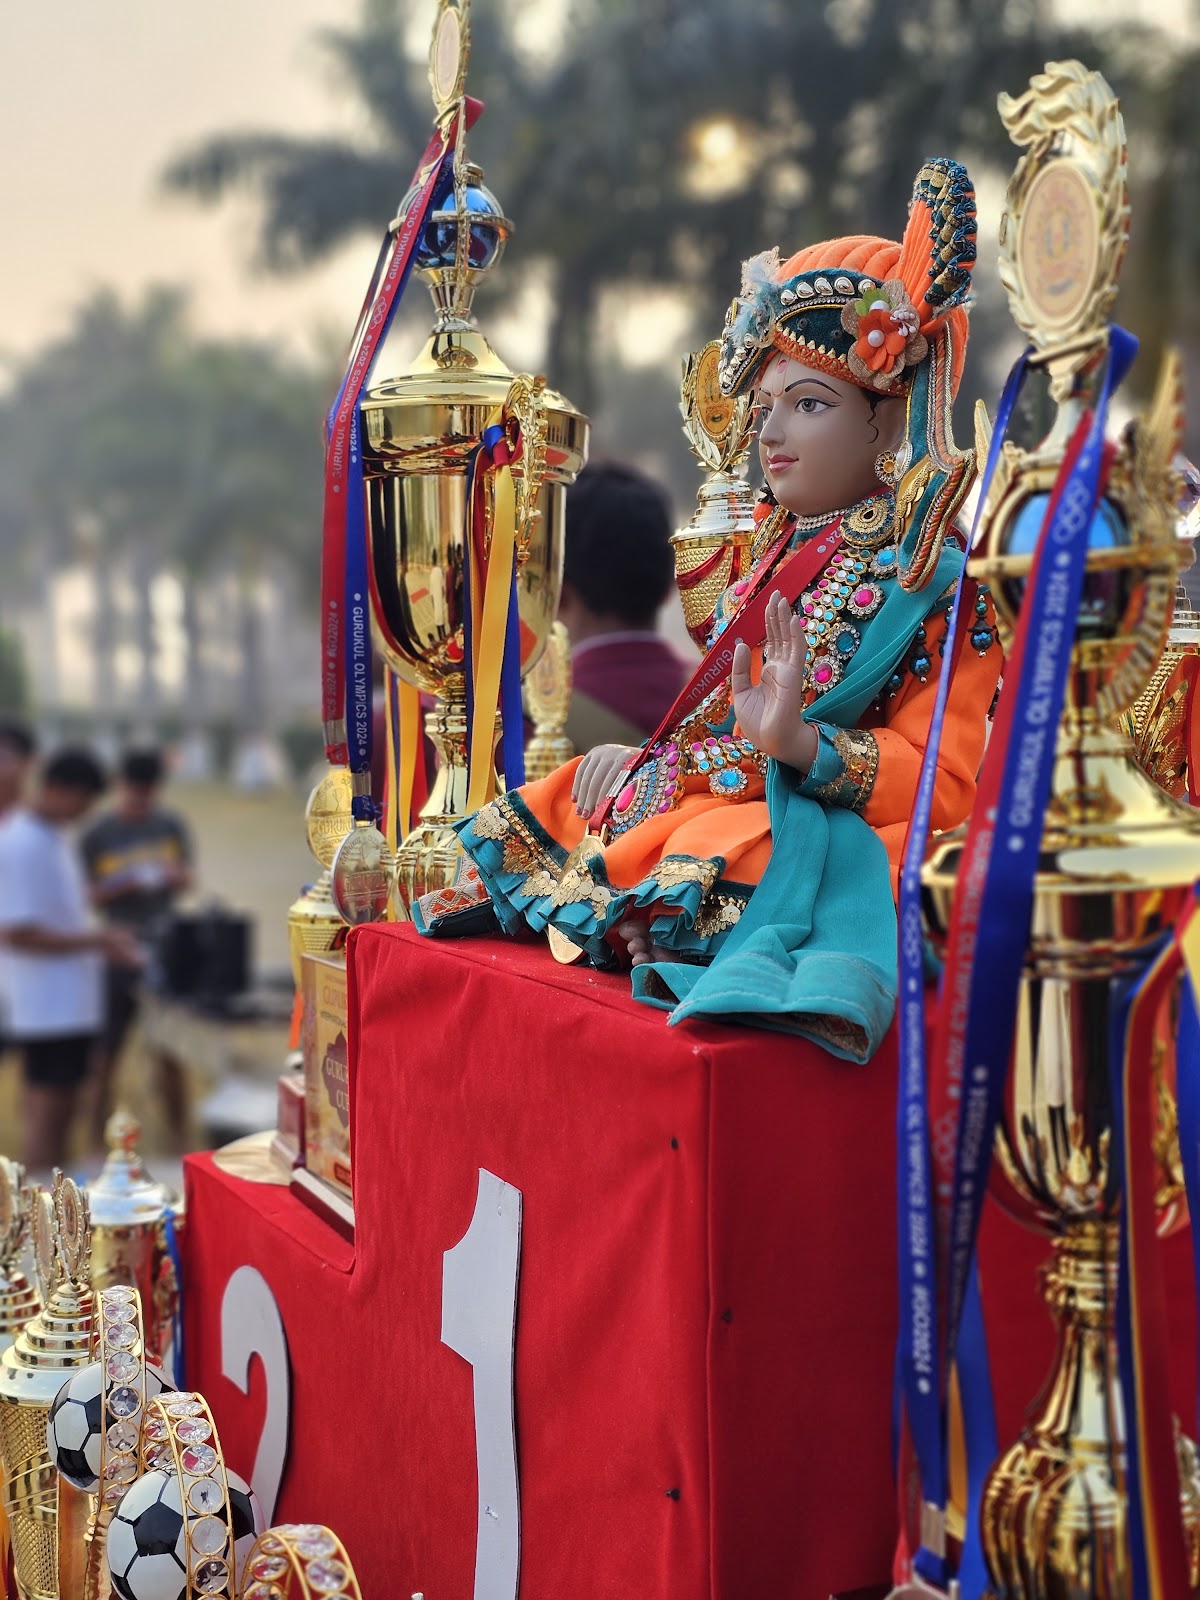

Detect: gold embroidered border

[692,891,747,938]
[810,726,879,812]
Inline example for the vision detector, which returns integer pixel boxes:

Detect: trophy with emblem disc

[919,60,1200,1599]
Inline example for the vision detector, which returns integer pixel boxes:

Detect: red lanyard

[591,514,844,829]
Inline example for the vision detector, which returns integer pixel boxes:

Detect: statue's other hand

[572,743,640,819]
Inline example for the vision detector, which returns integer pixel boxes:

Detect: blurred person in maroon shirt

[558,462,690,753]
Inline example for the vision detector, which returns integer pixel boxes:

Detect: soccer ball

[47,1361,172,1492]
[108,1467,264,1600]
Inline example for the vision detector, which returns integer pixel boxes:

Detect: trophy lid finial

[89,1105,180,1226]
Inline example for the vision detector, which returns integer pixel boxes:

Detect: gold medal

[331,823,395,926]
[305,768,355,869]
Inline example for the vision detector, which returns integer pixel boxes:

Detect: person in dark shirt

[80,747,194,1148]
[557,462,690,753]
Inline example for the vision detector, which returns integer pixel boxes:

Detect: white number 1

[442,1169,523,1600]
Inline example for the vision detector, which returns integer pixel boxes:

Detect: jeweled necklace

[799,492,897,696]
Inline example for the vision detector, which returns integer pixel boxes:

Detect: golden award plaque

[429,0,470,121]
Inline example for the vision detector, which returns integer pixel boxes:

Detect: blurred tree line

[0,290,330,764]
[165,0,1200,474]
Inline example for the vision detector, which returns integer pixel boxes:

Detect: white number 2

[442,1169,523,1600]
[220,1264,291,1525]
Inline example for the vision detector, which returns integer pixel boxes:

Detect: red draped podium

[183,926,1198,1599]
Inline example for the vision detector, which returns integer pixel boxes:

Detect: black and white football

[47,1360,172,1492]
[108,1467,264,1600]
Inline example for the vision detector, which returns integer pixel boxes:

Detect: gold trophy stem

[981,1221,1200,1598]
[394,679,503,912]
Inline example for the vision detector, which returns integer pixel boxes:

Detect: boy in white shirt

[0,749,140,1170]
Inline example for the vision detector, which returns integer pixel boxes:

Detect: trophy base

[394,819,469,914]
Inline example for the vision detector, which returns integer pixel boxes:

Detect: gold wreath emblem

[54,1172,91,1288]
[998,60,1128,396]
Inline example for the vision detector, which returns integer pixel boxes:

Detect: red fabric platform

[184,926,1198,1600]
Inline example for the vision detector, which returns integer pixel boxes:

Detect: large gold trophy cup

[923,62,1200,1598]
[359,1,588,910]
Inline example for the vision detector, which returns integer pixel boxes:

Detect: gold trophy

[0,1176,95,1600]
[922,60,1200,1598]
[358,1,588,910]
[287,768,353,964]
[87,1111,182,1378]
[671,339,759,650]
[523,620,574,781]
[0,1161,39,1358]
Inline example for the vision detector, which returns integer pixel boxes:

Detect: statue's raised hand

[730,592,819,773]
[572,743,640,819]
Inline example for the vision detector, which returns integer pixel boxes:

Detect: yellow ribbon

[384,668,399,855]
[466,413,519,813]
[397,678,422,842]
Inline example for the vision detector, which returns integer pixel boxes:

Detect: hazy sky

[2,0,1193,374]
[0,0,395,364]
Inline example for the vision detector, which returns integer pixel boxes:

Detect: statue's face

[756,355,904,517]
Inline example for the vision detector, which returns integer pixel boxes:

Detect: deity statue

[415,159,1000,1063]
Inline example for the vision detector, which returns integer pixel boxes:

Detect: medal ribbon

[1177,900,1200,1445]
[320,101,480,764]
[590,515,843,830]
[905,326,1138,1589]
[893,349,1029,1581]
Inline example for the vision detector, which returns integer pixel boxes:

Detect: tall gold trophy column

[670,340,758,651]
[359,0,588,911]
[923,61,1200,1599]
[0,1176,95,1600]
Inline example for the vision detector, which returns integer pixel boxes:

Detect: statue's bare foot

[615,918,670,967]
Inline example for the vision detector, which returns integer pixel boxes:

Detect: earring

[874,440,912,489]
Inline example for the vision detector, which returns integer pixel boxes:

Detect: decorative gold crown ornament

[0,1176,95,1600]
[671,340,759,651]
[923,61,1200,1600]
[86,1112,183,1381]
[0,1160,40,1358]
[358,0,588,911]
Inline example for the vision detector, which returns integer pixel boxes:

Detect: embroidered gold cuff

[808,726,880,811]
